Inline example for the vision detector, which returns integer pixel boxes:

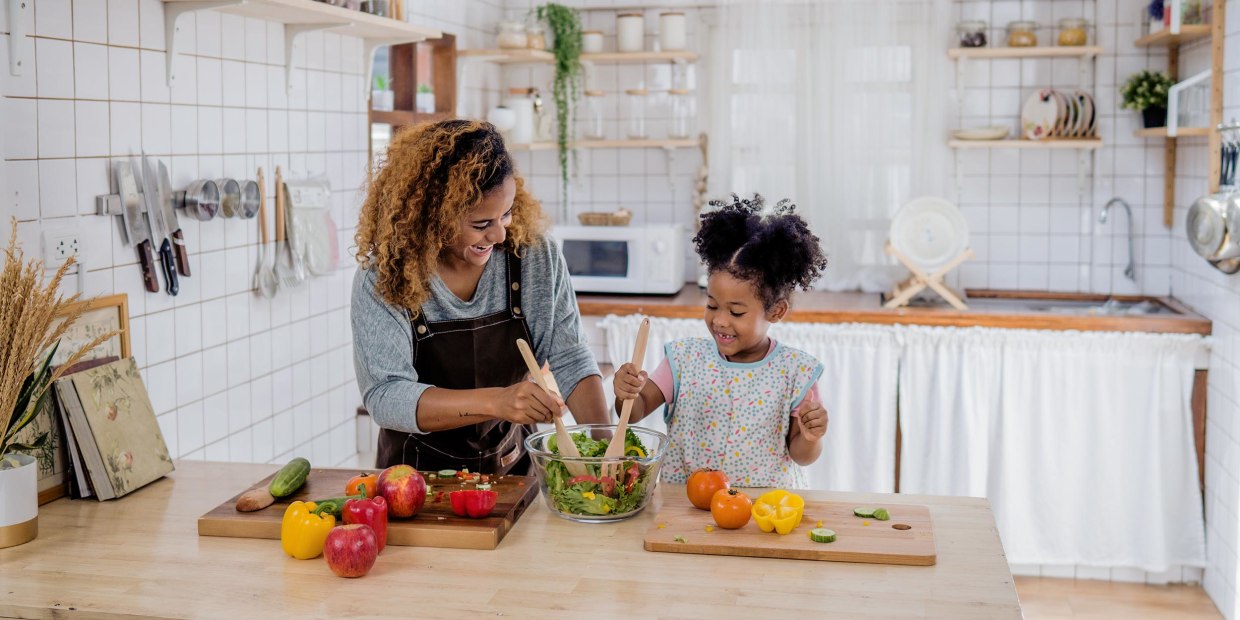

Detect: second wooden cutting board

[644,493,937,565]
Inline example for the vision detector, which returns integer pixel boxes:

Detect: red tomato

[710,488,753,529]
[686,468,730,510]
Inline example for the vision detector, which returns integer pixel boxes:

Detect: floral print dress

[660,337,823,488]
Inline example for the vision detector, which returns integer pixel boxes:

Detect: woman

[352,120,609,474]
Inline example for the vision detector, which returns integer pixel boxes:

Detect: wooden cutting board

[198,467,540,550]
[644,493,936,565]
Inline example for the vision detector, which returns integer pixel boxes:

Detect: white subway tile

[137,0,165,50]
[36,39,74,99]
[170,105,198,156]
[196,10,221,58]
[37,99,75,159]
[38,159,78,219]
[177,400,204,454]
[203,391,229,443]
[108,47,141,102]
[73,43,110,101]
[3,97,38,159]
[36,0,73,39]
[228,383,251,433]
[107,0,139,46]
[170,52,197,105]
[221,60,246,107]
[141,103,171,154]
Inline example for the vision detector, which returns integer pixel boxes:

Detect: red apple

[323,524,378,578]
[377,464,426,518]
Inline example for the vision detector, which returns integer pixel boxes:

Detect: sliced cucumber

[477,483,492,491]
[437,469,457,477]
[873,507,890,521]
[853,507,876,518]
[809,528,836,543]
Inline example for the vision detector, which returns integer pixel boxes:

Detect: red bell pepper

[624,462,640,494]
[449,489,498,518]
[343,494,389,553]
[567,474,616,496]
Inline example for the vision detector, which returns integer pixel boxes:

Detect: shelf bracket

[164,0,244,86]
[6,0,30,76]
[286,22,350,92]
[362,37,415,98]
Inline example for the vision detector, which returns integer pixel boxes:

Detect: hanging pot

[1186,192,1230,259]
[1142,106,1167,129]
[0,453,39,549]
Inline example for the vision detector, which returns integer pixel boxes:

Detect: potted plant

[0,219,112,548]
[372,75,394,112]
[535,3,583,201]
[1121,70,1175,128]
[416,83,435,114]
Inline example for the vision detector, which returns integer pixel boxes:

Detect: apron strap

[506,249,524,319]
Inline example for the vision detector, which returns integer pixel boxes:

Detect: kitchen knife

[140,153,177,295]
[116,161,159,293]
[157,160,191,277]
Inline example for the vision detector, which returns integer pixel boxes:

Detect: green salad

[543,429,655,517]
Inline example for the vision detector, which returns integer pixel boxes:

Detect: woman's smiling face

[446,176,517,268]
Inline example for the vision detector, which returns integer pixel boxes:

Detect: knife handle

[137,240,159,293]
[172,228,191,276]
[158,239,179,296]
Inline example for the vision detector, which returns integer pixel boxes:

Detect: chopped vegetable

[705,525,714,532]
[657,523,667,529]
[873,508,890,521]
[853,507,876,518]
[809,528,837,543]
[673,535,687,543]
[816,520,823,528]
[477,483,492,491]
[543,431,652,518]
[437,469,456,477]
[751,490,805,535]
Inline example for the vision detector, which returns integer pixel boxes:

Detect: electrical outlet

[42,230,81,267]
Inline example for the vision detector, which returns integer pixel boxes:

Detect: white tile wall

[0,0,488,468]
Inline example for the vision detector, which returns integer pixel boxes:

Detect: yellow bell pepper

[281,501,335,559]
[750,490,805,535]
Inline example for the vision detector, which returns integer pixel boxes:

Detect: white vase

[371,90,394,112]
[416,92,435,114]
[0,452,38,549]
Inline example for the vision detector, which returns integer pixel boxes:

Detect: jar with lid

[526,24,548,50]
[504,87,535,144]
[625,88,648,139]
[1006,20,1038,47]
[660,12,687,51]
[956,20,987,48]
[497,20,528,49]
[582,90,607,140]
[617,12,645,53]
[1057,18,1088,46]
[582,30,605,54]
[668,89,694,139]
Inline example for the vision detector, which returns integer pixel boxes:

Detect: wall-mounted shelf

[1134,24,1212,47]
[947,46,1103,60]
[1135,127,1211,138]
[459,49,699,65]
[510,139,699,151]
[948,139,1102,150]
[161,0,440,90]
[458,48,556,64]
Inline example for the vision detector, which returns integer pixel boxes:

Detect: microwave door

[562,238,646,293]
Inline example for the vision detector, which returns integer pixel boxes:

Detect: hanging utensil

[602,317,649,478]
[116,161,159,293]
[274,166,301,290]
[254,167,278,298]
[157,161,191,277]
[141,153,177,295]
[516,338,587,477]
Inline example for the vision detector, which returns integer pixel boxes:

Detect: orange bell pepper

[751,490,805,535]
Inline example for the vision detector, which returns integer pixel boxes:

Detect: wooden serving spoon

[603,318,650,478]
[516,338,587,477]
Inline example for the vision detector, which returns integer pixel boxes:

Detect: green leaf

[6,432,49,452]
[535,3,583,202]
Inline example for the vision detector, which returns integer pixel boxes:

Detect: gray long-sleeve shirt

[351,235,600,434]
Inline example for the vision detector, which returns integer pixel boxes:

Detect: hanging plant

[536,3,583,202]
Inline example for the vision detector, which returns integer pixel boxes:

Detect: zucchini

[873,507,890,521]
[809,528,836,543]
[853,506,876,518]
[268,457,311,497]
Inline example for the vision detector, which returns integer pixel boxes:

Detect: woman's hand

[794,395,828,442]
[494,381,565,425]
[613,362,648,401]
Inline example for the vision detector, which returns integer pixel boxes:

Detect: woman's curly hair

[693,194,828,310]
[355,120,543,312]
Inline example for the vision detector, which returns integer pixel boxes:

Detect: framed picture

[13,294,131,505]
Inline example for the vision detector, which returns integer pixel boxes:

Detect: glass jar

[956,20,987,48]
[497,20,527,49]
[625,88,648,139]
[582,30,605,54]
[526,24,548,50]
[1057,18,1088,46]
[659,12,687,51]
[617,12,645,53]
[668,89,694,139]
[1006,20,1038,47]
[582,90,606,140]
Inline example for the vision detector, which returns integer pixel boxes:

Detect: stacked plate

[889,197,970,271]
[1020,89,1097,141]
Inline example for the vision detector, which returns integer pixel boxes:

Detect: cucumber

[809,528,836,543]
[873,507,890,521]
[268,457,311,497]
[438,469,457,477]
[853,506,876,518]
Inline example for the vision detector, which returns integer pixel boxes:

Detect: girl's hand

[794,395,828,442]
[612,362,648,401]
[495,381,564,425]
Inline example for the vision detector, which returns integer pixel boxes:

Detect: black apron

[375,252,535,475]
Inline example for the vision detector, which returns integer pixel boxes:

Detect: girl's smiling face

[445,176,516,268]
[704,271,788,363]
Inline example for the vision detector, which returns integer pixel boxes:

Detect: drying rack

[883,241,975,311]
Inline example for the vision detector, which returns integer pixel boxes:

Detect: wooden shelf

[1136,127,1211,138]
[948,138,1102,150]
[509,139,699,151]
[947,46,1103,60]
[1134,24,1212,48]
[459,49,699,64]
[163,0,440,40]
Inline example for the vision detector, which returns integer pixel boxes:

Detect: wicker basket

[577,208,633,226]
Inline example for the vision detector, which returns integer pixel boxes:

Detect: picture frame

[14,294,131,505]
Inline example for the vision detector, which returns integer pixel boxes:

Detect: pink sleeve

[649,357,674,403]
[790,384,820,418]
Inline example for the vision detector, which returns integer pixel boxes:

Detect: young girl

[613,194,829,488]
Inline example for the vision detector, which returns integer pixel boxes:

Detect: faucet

[1099,197,1136,282]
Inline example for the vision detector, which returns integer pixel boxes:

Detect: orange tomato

[345,473,378,499]
[710,488,753,529]
[686,468,730,510]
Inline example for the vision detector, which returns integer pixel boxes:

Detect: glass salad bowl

[524,424,668,523]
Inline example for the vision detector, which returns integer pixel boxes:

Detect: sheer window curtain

[707,0,951,292]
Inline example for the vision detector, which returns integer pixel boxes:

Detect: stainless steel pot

[1186,192,1231,259]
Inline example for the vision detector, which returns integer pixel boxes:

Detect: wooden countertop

[577,286,1213,335]
[1,461,1020,619]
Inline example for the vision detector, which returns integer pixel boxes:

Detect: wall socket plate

[42,229,81,267]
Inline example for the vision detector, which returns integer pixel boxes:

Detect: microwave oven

[551,224,687,294]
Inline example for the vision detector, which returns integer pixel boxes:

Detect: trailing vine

[536,3,582,202]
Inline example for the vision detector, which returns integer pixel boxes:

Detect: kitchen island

[1,461,1021,618]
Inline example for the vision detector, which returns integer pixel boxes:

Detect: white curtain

[899,326,1207,572]
[706,0,951,292]
[598,315,901,493]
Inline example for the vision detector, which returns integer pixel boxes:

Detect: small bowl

[524,424,667,523]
